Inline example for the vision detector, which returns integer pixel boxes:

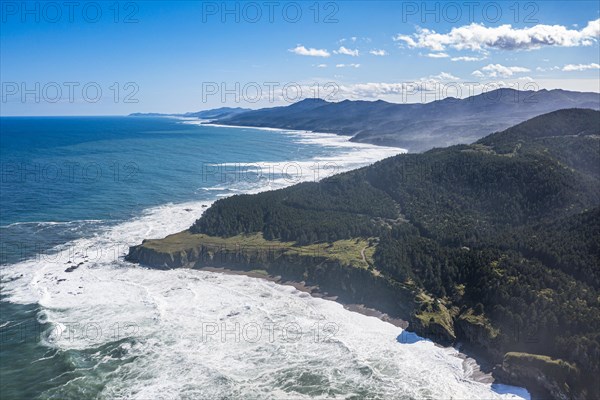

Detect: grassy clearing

[414,300,455,335]
[140,230,375,269]
[505,352,577,369]
[504,352,579,382]
[459,309,500,338]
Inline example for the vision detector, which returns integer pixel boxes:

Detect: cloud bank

[473,64,531,78]
[562,63,600,71]
[394,19,600,51]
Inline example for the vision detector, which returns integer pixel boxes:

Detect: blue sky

[1,0,599,115]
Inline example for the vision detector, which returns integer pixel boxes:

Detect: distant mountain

[182,107,251,120]
[129,107,251,120]
[212,89,600,152]
[128,112,174,117]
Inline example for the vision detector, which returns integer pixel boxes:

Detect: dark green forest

[192,109,600,397]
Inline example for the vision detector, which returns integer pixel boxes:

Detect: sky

[1,0,599,115]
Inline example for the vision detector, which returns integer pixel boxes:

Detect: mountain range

[210,89,600,152]
[131,89,599,152]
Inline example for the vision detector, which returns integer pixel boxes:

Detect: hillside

[128,109,600,399]
[213,89,600,152]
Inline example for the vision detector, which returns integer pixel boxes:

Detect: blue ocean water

[0,116,397,399]
[0,117,527,400]
[1,117,353,264]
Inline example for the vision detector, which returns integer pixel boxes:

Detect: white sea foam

[0,199,529,399]
[0,125,530,399]
[188,122,404,195]
[0,219,107,229]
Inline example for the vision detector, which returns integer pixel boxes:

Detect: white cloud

[472,70,485,78]
[338,82,404,98]
[536,66,560,72]
[369,49,388,56]
[315,64,328,68]
[431,72,459,80]
[562,63,600,71]
[425,52,449,58]
[336,63,361,68]
[394,19,600,51]
[336,75,461,99]
[451,56,486,62]
[289,45,330,57]
[241,76,598,105]
[479,64,530,77]
[334,46,360,56]
[316,77,565,102]
[339,37,371,45]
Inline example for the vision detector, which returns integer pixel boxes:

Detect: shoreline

[194,265,511,388]
[3,115,560,399]
[191,120,410,153]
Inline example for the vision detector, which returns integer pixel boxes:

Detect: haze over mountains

[211,89,600,152]
[131,88,599,152]
[129,107,250,119]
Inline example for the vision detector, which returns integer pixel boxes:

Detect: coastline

[190,120,410,153]
[157,264,519,389]
[2,116,529,398]
[122,118,530,397]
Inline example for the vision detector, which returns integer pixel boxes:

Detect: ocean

[0,116,529,399]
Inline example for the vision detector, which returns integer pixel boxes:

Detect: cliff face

[126,240,202,268]
[455,314,503,361]
[494,353,588,400]
[125,235,500,353]
[126,237,418,321]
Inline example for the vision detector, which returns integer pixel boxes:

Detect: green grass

[505,352,577,369]
[141,231,286,251]
[504,352,579,382]
[298,238,375,268]
[140,230,375,269]
[249,269,269,276]
[459,309,500,338]
[414,301,455,335]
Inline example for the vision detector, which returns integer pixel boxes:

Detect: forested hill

[212,89,600,152]
[192,108,600,398]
